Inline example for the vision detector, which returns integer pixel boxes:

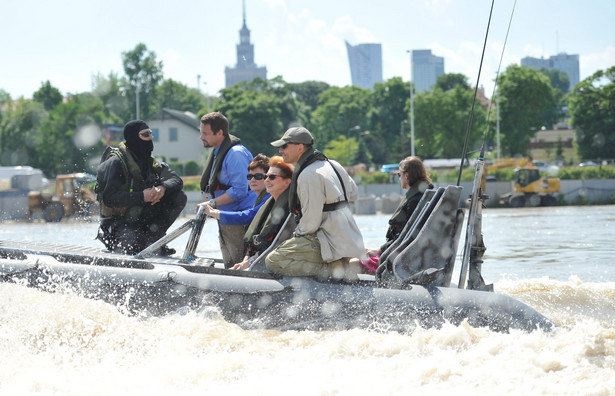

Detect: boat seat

[376,188,442,280]
[377,188,438,269]
[378,185,465,288]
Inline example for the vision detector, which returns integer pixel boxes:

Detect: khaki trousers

[265,234,353,279]
[218,223,246,268]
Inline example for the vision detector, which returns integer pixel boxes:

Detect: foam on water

[1,279,614,395]
[1,206,614,394]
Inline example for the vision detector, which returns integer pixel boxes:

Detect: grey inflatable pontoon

[0,160,554,333]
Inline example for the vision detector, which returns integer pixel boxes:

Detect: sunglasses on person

[246,173,266,181]
[139,130,153,137]
[280,142,298,150]
[265,174,284,181]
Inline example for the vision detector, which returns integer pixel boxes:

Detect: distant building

[528,122,577,164]
[412,49,444,92]
[146,108,203,163]
[225,1,267,88]
[521,53,579,92]
[345,41,383,90]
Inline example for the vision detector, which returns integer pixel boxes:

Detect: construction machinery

[485,158,560,207]
[27,174,98,222]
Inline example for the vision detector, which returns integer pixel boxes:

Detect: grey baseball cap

[270,127,314,147]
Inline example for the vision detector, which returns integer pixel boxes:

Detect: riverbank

[181,178,615,216]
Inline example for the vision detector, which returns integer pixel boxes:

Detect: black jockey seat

[376,185,465,287]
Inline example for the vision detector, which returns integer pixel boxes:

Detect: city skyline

[1,0,613,100]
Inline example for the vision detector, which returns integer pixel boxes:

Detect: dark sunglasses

[280,142,297,150]
[246,173,266,181]
[265,174,283,181]
[139,130,153,137]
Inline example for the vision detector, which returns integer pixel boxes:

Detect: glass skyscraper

[412,49,444,92]
[345,41,383,90]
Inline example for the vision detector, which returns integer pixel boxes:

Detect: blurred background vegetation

[1,43,614,184]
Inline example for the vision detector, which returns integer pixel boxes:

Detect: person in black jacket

[96,120,187,255]
[350,156,433,274]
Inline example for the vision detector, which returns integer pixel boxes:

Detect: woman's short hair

[269,156,294,179]
[399,156,432,185]
[249,153,270,172]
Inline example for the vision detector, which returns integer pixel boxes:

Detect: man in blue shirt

[199,112,256,267]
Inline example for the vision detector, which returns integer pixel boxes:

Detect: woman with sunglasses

[349,156,433,274]
[233,156,294,271]
[200,154,271,225]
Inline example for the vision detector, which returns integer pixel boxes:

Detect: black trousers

[99,190,187,254]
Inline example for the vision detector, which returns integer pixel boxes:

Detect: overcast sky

[2,0,613,100]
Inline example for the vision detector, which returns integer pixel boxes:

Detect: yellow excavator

[27,174,98,222]
[485,158,560,207]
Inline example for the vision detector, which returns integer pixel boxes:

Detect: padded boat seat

[377,185,465,287]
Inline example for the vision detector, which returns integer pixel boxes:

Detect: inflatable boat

[0,160,554,333]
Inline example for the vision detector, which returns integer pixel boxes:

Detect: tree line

[0,42,613,178]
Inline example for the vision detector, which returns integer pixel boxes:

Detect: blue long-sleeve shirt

[219,193,271,226]
[211,144,256,211]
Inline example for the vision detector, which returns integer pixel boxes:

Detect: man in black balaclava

[96,120,187,255]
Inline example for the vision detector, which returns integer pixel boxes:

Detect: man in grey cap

[265,127,365,279]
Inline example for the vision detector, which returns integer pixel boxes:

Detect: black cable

[457,0,495,186]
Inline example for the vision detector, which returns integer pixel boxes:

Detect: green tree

[33,81,63,111]
[33,93,105,176]
[153,78,205,114]
[568,66,615,160]
[367,77,409,164]
[323,136,355,166]
[0,98,46,166]
[498,64,554,156]
[288,80,330,111]
[122,43,164,120]
[216,87,283,157]
[352,135,372,166]
[537,68,569,127]
[184,159,202,176]
[309,86,369,152]
[414,85,487,159]
[539,68,570,93]
[92,71,127,124]
[435,73,471,91]
[245,76,310,129]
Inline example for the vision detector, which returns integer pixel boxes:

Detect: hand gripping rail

[135,206,207,263]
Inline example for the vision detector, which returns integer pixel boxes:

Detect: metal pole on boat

[496,86,501,159]
[181,206,207,263]
[406,50,416,157]
[458,145,486,289]
[135,81,140,120]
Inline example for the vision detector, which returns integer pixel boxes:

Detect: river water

[1,205,614,395]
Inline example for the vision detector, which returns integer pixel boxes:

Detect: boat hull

[0,240,553,333]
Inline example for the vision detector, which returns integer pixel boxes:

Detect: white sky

[2,0,613,100]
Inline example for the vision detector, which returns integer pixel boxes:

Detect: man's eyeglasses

[247,173,266,181]
[280,142,297,150]
[265,174,283,181]
[139,130,153,138]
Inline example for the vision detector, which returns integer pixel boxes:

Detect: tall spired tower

[225,0,267,87]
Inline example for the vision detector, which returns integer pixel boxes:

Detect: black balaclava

[123,120,154,161]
